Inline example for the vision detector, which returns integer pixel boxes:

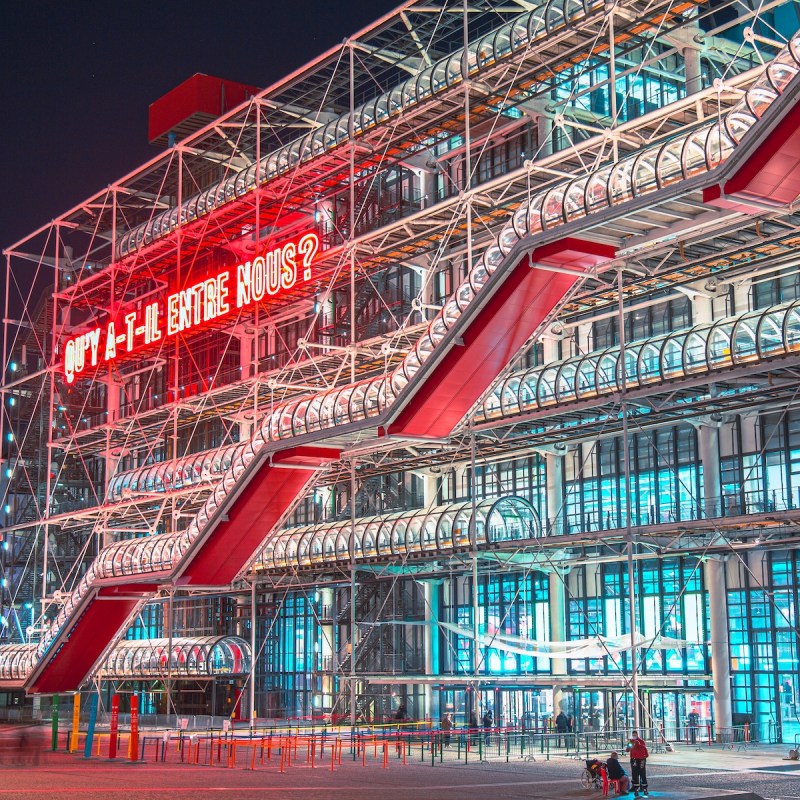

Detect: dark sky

[1,0,400,258]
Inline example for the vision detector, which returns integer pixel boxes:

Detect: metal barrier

[52,719,783,770]
[715,724,757,748]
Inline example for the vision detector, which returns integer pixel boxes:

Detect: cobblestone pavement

[0,738,798,800]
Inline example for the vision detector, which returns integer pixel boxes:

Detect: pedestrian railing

[53,719,783,770]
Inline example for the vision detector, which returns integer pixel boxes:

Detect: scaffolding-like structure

[5,0,800,730]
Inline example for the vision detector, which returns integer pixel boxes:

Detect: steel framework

[3,0,800,724]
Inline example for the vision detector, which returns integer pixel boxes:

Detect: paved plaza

[0,734,797,800]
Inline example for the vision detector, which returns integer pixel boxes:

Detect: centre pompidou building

[4,0,800,738]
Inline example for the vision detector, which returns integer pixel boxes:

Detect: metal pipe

[618,267,640,730]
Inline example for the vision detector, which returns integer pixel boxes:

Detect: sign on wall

[62,231,319,383]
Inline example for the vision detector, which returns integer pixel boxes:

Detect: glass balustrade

[256,496,539,571]
[479,299,800,420]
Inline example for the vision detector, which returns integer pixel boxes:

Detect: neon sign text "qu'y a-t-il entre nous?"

[62,232,319,384]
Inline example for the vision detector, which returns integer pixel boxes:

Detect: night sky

[1,0,400,260]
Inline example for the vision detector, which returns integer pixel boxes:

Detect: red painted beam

[27,584,157,694]
[388,238,615,439]
[704,100,800,211]
[181,446,339,586]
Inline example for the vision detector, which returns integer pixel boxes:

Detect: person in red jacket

[627,731,649,797]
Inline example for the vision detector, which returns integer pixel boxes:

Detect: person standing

[628,731,649,797]
[567,712,575,749]
[783,679,794,717]
[482,709,493,745]
[555,710,569,746]
[687,710,700,744]
[468,710,478,745]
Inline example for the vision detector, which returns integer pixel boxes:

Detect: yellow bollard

[70,694,81,753]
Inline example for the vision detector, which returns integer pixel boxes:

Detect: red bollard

[129,696,139,762]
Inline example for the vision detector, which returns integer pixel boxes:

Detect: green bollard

[51,694,60,751]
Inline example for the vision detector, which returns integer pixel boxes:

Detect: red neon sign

[63,231,319,384]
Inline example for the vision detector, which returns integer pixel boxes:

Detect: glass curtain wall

[728,550,800,742]
[439,572,551,677]
[261,592,320,720]
[439,453,548,523]
[563,426,701,534]
[565,558,708,676]
[721,410,800,516]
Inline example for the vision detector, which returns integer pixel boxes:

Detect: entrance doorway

[648,690,712,742]
[558,687,713,740]
[437,687,551,730]
[491,687,551,730]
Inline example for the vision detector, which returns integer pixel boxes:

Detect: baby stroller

[581,758,604,790]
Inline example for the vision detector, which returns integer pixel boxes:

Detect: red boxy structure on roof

[148,73,261,146]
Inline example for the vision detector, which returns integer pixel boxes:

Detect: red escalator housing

[27,583,157,694]
[180,446,340,586]
[704,100,800,212]
[387,238,615,439]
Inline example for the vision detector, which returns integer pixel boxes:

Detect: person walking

[441,712,453,747]
[628,731,649,797]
